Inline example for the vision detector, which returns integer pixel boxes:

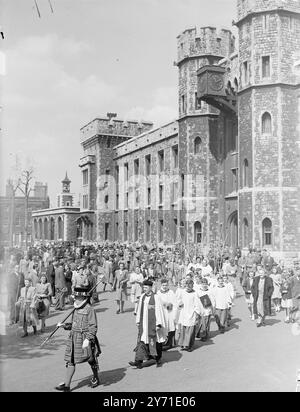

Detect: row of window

[180,92,203,114]
[105,218,181,243]
[105,217,273,247]
[242,217,272,247]
[242,55,270,86]
[240,14,296,37]
[122,145,179,179]
[114,182,180,210]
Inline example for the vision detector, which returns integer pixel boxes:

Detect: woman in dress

[280,270,293,323]
[129,265,144,315]
[242,270,255,320]
[270,267,282,312]
[113,262,129,314]
[35,274,52,332]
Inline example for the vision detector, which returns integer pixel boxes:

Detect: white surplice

[157,289,177,333]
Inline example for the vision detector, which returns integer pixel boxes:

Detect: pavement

[0,284,300,392]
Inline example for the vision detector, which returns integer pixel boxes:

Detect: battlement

[33,182,48,198]
[80,116,154,144]
[237,0,300,23]
[177,26,235,65]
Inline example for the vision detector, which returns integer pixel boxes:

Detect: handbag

[36,299,45,314]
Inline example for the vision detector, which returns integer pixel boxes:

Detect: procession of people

[2,240,300,390]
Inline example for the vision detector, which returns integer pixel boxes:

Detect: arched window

[262,112,272,134]
[243,218,249,248]
[194,221,202,243]
[104,195,109,209]
[262,218,272,246]
[38,219,43,239]
[77,218,83,239]
[243,159,249,187]
[194,137,202,154]
[34,219,38,239]
[50,218,55,240]
[58,217,64,240]
[44,219,49,240]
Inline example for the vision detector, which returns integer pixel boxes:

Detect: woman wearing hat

[129,265,144,315]
[113,262,129,314]
[34,274,52,332]
[55,286,101,392]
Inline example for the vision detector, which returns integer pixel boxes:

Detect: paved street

[1,285,299,392]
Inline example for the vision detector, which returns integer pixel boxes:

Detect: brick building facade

[0,181,49,247]
[32,0,300,261]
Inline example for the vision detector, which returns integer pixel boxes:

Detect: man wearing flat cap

[129,279,166,369]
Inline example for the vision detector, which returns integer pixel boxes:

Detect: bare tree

[18,167,34,249]
[7,178,21,248]
[6,156,22,247]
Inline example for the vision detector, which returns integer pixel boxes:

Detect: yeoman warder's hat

[74,287,89,297]
[143,279,153,286]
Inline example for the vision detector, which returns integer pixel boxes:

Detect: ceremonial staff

[40,278,102,347]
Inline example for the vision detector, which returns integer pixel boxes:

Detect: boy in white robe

[157,278,177,350]
[196,278,215,341]
[177,279,201,352]
[210,276,232,334]
[223,274,235,326]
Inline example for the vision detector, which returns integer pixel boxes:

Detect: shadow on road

[227,317,242,331]
[123,307,135,313]
[71,367,127,391]
[265,318,281,327]
[0,330,67,361]
[162,349,182,364]
[95,307,109,314]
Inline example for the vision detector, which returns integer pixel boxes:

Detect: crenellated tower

[79,114,153,242]
[176,26,236,245]
[236,0,300,259]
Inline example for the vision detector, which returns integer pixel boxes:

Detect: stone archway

[50,217,55,240]
[38,219,43,240]
[44,218,49,240]
[58,216,64,240]
[33,219,38,240]
[76,217,83,240]
[227,211,238,248]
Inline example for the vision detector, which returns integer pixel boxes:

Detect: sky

[0,0,237,206]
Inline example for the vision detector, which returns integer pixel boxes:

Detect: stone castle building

[33,0,300,261]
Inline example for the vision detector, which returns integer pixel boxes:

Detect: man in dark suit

[261,250,275,274]
[251,268,274,327]
[46,259,56,298]
[55,261,67,310]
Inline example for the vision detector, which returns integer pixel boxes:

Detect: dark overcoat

[251,276,274,316]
